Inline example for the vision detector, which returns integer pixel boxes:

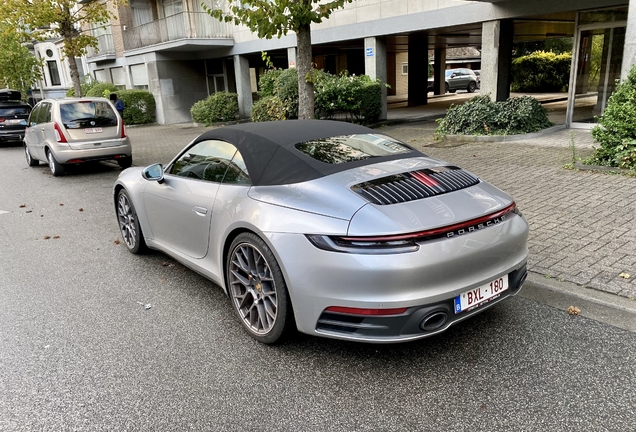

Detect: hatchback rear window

[0,107,30,116]
[60,101,117,129]
[295,133,412,164]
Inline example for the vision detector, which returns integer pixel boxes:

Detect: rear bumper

[0,130,25,141]
[52,139,132,164]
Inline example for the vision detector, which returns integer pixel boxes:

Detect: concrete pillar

[408,34,428,107]
[621,0,636,79]
[480,20,513,102]
[233,55,252,119]
[364,36,387,120]
[287,47,297,68]
[434,48,446,95]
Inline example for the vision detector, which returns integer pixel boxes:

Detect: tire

[117,156,133,169]
[445,83,449,94]
[116,189,147,254]
[47,150,65,176]
[25,144,38,167]
[449,89,456,93]
[226,233,294,344]
[467,82,476,93]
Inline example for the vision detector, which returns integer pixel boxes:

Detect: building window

[131,64,149,90]
[402,63,408,75]
[47,61,61,86]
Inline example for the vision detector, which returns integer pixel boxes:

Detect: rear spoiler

[0,90,22,101]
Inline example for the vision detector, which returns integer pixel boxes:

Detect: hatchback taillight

[53,123,67,143]
[121,121,126,138]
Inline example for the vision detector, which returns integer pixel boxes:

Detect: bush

[589,66,636,169]
[436,95,552,137]
[85,82,118,97]
[511,51,572,92]
[251,96,286,122]
[190,92,239,126]
[117,89,156,125]
[275,68,299,119]
[258,68,283,98]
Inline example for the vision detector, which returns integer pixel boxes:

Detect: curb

[440,124,566,143]
[519,272,636,333]
[573,161,635,174]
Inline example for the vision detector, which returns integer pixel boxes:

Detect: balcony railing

[86,34,115,58]
[123,12,232,51]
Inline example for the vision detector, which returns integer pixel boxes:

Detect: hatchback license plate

[454,275,509,314]
[85,127,103,134]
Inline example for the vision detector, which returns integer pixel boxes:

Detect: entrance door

[567,9,628,128]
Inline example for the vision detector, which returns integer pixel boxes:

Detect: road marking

[0,210,9,215]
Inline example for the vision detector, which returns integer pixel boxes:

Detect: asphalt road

[1,131,635,431]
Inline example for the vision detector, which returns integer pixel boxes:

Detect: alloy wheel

[117,192,137,250]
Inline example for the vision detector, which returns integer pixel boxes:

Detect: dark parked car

[0,90,31,144]
[428,69,479,94]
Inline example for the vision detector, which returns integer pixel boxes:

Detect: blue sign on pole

[365,47,374,57]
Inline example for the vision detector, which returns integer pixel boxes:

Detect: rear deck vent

[351,166,480,205]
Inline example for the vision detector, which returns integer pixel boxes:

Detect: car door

[35,102,52,160]
[142,139,239,259]
[24,103,42,157]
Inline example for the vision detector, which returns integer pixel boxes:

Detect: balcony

[123,12,232,51]
[86,33,115,59]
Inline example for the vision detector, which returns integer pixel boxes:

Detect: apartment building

[83,0,635,129]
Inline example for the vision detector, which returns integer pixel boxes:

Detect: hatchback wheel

[445,83,449,94]
[116,189,147,254]
[467,82,476,93]
[25,144,38,167]
[47,150,65,176]
[117,156,133,169]
[227,233,294,344]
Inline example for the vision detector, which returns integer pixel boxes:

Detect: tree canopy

[2,0,123,96]
[0,24,42,98]
[205,0,353,119]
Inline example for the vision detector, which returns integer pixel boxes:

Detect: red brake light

[121,120,126,138]
[325,306,409,316]
[0,118,5,122]
[53,123,67,143]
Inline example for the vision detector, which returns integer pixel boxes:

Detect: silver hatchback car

[24,97,132,176]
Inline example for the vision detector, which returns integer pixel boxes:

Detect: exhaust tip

[420,311,448,332]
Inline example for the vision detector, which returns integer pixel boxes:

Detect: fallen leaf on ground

[161,262,174,267]
[43,236,51,240]
[619,272,630,279]
[114,239,120,245]
[19,204,26,208]
[52,235,60,239]
[59,203,64,206]
[567,306,580,316]
[26,210,32,213]
[79,208,84,212]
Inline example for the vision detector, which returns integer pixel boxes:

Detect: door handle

[192,206,208,216]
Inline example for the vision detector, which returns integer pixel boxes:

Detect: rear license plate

[454,275,509,314]
[85,127,103,134]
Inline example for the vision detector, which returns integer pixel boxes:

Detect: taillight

[0,118,5,123]
[324,306,408,316]
[121,120,126,138]
[53,123,67,143]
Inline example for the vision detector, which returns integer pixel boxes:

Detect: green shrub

[314,72,382,123]
[117,89,156,125]
[251,96,286,122]
[190,92,239,126]
[85,82,118,97]
[275,67,299,119]
[258,68,283,98]
[436,95,552,137]
[589,66,636,169]
[511,51,572,92]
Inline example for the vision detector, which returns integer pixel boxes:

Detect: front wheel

[116,189,147,254]
[25,144,38,167]
[47,150,65,176]
[227,233,294,344]
[467,82,476,93]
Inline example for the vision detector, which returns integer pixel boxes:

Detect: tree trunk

[296,23,314,119]
[67,51,82,97]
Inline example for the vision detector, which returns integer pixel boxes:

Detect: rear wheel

[47,150,65,176]
[25,144,38,167]
[467,81,476,93]
[117,156,133,169]
[227,233,294,344]
[116,189,147,254]
[445,83,449,94]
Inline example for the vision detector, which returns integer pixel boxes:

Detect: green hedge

[190,92,239,126]
[436,95,553,137]
[253,69,382,124]
[251,96,286,122]
[589,65,636,169]
[85,82,118,97]
[511,51,572,92]
[117,90,156,125]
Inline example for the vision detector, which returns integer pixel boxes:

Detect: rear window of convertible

[295,133,411,164]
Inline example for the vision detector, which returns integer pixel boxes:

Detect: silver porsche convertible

[114,120,528,344]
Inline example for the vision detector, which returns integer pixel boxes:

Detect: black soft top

[193,120,422,186]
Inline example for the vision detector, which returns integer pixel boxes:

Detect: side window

[223,150,251,185]
[29,105,41,126]
[42,103,52,123]
[170,139,242,183]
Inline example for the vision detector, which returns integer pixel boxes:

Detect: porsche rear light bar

[306,202,519,254]
[324,306,408,316]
